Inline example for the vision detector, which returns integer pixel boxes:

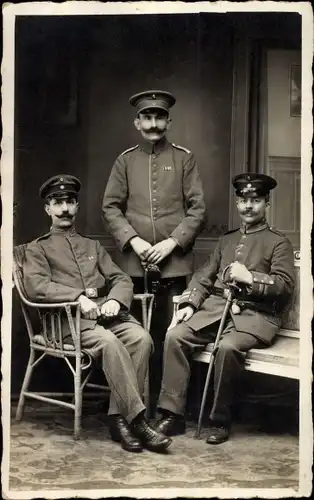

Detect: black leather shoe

[154,414,186,436]
[109,415,142,452]
[206,423,230,445]
[131,417,172,452]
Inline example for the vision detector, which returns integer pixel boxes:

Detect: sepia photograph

[1,1,313,499]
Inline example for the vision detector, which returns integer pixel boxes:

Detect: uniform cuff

[170,226,191,249]
[250,272,275,296]
[115,227,138,251]
[178,288,202,309]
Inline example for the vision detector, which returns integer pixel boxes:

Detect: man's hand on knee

[101,299,121,318]
[79,295,101,320]
[176,306,194,323]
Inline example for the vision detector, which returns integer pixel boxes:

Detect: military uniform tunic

[102,137,206,278]
[179,221,295,344]
[23,228,153,423]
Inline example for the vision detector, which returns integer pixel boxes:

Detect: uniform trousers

[158,317,264,424]
[81,320,153,424]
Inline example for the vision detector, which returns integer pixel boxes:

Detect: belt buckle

[85,288,98,298]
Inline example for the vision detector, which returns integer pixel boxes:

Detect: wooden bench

[170,254,300,381]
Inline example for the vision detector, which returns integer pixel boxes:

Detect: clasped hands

[79,295,120,320]
[175,261,253,325]
[130,236,177,265]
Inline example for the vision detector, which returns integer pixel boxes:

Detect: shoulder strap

[172,143,191,154]
[120,145,139,155]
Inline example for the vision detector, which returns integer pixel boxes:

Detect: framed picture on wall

[290,64,301,117]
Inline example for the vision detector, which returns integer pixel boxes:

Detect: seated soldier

[154,173,295,444]
[23,174,172,453]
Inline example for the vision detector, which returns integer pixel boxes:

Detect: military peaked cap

[129,90,176,114]
[232,173,277,197]
[39,174,81,199]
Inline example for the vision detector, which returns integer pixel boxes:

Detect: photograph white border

[1,2,313,498]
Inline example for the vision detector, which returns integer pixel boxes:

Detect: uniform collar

[240,219,268,234]
[50,226,77,236]
[138,136,169,155]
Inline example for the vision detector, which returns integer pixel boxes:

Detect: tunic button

[153,198,156,202]
[124,229,128,233]
[270,280,274,284]
[152,154,156,159]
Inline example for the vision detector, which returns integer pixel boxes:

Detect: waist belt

[84,285,107,299]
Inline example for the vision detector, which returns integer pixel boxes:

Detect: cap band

[137,99,170,114]
[43,184,78,199]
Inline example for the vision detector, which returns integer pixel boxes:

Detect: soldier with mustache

[102,90,206,414]
[23,174,172,453]
[154,173,295,445]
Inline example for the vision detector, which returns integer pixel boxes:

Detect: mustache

[145,128,166,133]
[57,213,73,219]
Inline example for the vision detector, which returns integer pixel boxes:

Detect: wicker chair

[13,244,154,439]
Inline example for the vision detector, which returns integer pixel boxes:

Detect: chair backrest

[13,244,30,303]
[13,243,79,351]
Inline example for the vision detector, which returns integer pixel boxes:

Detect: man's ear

[166,116,172,130]
[134,117,141,131]
[44,204,51,216]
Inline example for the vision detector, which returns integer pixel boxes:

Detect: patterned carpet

[8,400,299,492]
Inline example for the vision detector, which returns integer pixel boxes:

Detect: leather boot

[131,415,172,452]
[154,412,186,436]
[109,415,142,452]
[206,422,230,445]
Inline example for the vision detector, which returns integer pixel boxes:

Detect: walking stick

[194,267,240,439]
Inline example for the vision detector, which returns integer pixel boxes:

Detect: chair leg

[73,359,82,440]
[16,348,36,421]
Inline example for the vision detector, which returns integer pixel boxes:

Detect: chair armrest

[167,295,182,331]
[133,293,154,301]
[20,296,80,309]
[133,293,154,332]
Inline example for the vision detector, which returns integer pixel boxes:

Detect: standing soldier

[154,173,295,444]
[102,90,206,413]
